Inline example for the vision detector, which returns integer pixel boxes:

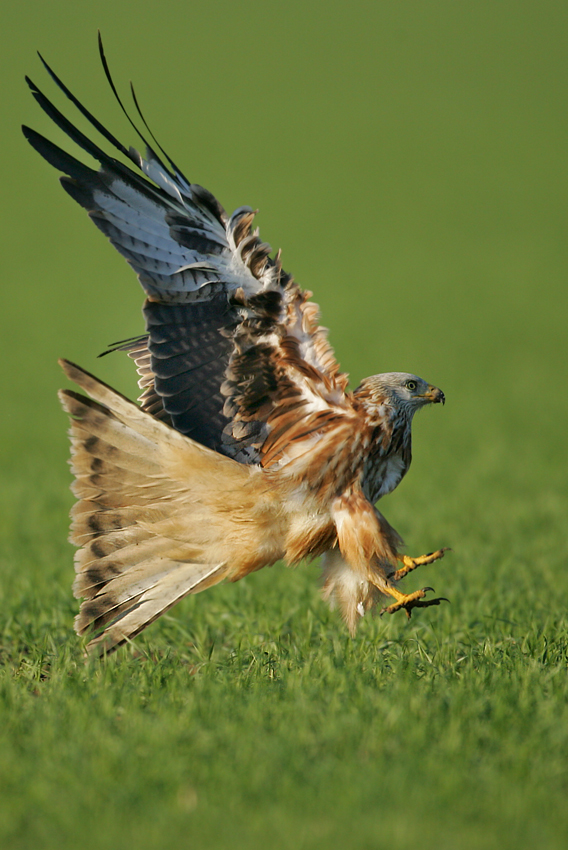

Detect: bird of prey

[23,38,449,654]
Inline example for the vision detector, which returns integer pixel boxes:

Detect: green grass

[3,550,568,850]
[2,2,568,848]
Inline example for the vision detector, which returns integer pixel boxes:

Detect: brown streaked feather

[332,488,398,575]
[321,507,404,635]
[219,281,355,470]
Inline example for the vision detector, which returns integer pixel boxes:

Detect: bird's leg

[379,549,451,618]
[391,547,450,582]
[379,585,449,618]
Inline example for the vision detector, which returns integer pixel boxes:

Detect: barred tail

[58,359,276,654]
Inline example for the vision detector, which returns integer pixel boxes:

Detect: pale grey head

[356,372,445,420]
[356,372,445,502]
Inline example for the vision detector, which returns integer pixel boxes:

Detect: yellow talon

[379,547,452,618]
[391,547,450,582]
[380,586,449,619]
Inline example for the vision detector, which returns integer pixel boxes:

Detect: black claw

[416,596,450,609]
[422,586,435,593]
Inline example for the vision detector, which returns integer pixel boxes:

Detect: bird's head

[356,372,445,420]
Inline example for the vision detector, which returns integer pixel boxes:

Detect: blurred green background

[2,2,568,849]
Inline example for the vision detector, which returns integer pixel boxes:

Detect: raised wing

[23,37,352,466]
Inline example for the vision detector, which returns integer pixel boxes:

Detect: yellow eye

[405,380,417,391]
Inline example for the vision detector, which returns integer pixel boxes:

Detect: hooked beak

[423,385,445,405]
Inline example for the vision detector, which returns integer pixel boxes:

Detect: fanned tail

[58,359,280,654]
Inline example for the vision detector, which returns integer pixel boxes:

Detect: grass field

[2,2,568,848]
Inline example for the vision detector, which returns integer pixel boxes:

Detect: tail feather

[73,536,176,595]
[70,505,165,544]
[63,390,162,463]
[58,358,268,655]
[75,556,223,634]
[84,561,226,654]
[60,359,190,446]
[70,434,162,476]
